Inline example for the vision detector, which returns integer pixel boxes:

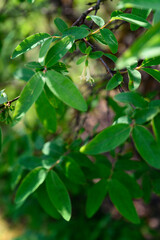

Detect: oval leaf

[54,18,68,33]
[13,72,45,122]
[132,125,160,169]
[106,72,123,90]
[89,15,105,27]
[62,26,89,40]
[80,124,131,155]
[11,33,50,59]
[45,70,87,112]
[109,179,140,224]
[39,38,52,65]
[142,68,160,82]
[45,36,75,67]
[15,167,47,205]
[36,183,61,219]
[86,179,108,218]
[128,69,141,91]
[46,170,72,221]
[35,90,57,133]
[100,29,118,54]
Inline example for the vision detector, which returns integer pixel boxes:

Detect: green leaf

[80,124,131,155]
[141,56,160,67]
[109,179,140,224]
[142,173,152,203]
[106,72,123,91]
[45,36,75,67]
[142,68,160,82]
[60,156,86,184]
[62,27,89,40]
[36,183,61,219]
[132,125,160,169]
[14,68,34,82]
[54,18,68,33]
[19,155,43,170]
[86,180,108,218]
[118,0,160,10]
[100,29,118,54]
[131,8,151,31]
[92,33,107,45]
[11,33,50,59]
[104,53,118,63]
[15,167,47,205]
[39,38,52,65]
[13,72,45,122]
[25,61,42,69]
[0,89,7,104]
[46,170,72,221]
[79,41,87,54]
[88,15,105,27]
[128,69,141,91]
[112,13,151,29]
[116,22,160,69]
[45,70,87,112]
[153,10,160,25]
[112,171,143,199]
[133,107,160,124]
[0,128,2,152]
[89,51,103,59]
[114,92,148,108]
[152,113,160,144]
[35,91,57,133]
[76,56,87,65]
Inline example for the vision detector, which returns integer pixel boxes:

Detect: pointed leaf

[45,36,75,67]
[132,125,160,169]
[109,179,140,224]
[131,8,151,31]
[13,72,45,122]
[100,29,118,54]
[39,38,52,65]
[62,27,89,40]
[128,69,141,91]
[142,56,160,67]
[11,33,50,59]
[45,70,87,112]
[15,167,47,204]
[86,180,108,218]
[118,0,160,10]
[142,68,160,82]
[46,170,72,221]
[80,124,131,155]
[35,91,57,133]
[133,107,160,124]
[89,15,105,27]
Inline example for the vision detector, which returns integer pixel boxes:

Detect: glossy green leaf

[45,36,75,67]
[62,27,89,40]
[118,0,160,10]
[11,33,50,59]
[153,10,160,25]
[37,183,61,219]
[112,13,151,29]
[15,167,47,205]
[116,22,160,69]
[79,41,87,54]
[142,68,160,82]
[46,170,72,221]
[141,56,160,67]
[128,69,141,91]
[132,125,160,169]
[25,61,42,69]
[35,91,57,133]
[76,56,87,65]
[86,180,108,218]
[89,15,105,27]
[104,53,117,63]
[92,33,107,45]
[89,51,103,59]
[45,70,87,112]
[133,107,160,124]
[106,72,123,90]
[60,156,86,184]
[114,92,148,108]
[131,8,150,31]
[13,72,45,122]
[80,124,131,155]
[39,38,52,65]
[109,179,140,224]
[54,18,68,32]
[100,29,118,54]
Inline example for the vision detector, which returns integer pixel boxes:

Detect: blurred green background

[0,0,160,239]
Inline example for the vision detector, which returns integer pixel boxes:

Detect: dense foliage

[1,0,160,239]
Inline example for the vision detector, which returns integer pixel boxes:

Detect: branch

[0,96,20,110]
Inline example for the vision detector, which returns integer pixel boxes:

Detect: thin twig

[0,96,20,109]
